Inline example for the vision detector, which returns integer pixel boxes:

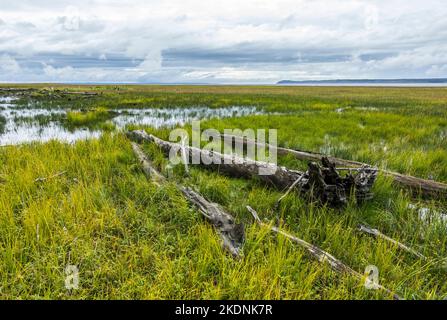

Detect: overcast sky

[1,0,447,83]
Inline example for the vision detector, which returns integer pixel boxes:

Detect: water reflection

[0,122,102,145]
[0,96,262,146]
[112,106,261,128]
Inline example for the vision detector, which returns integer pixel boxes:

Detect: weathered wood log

[220,133,365,166]
[180,187,245,257]
[127,130,303,189]
[358,224,426,260]
[130,142,244,258]
[127,130,377,207]
[131,142,166,185]
[247,206,402,300]
[220,133,447,198]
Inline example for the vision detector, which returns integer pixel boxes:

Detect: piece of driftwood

[131,142,166,185]
[127,130,302,189]
[130,142,244,258]
[358,224,426,260]
[127,130,378,207]
[180,187,245,257]
[274,175,305,210]
[247,206,402,300]
[220,133,447,198]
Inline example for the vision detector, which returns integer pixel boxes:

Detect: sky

[1,0,447,83]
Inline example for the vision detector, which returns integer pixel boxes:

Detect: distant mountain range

[277,78,447,84]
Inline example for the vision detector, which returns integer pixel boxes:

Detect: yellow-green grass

[0,133,446,299]
[1,85,447,299]
[0,115,6,134]
[66,108,113,128]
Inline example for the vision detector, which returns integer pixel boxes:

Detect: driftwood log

[131,142,166,185]
[219,133,447,198]
[180,187,245,257]
[247,206,402,300]
[127,130,378,207]
[130,142,244,258]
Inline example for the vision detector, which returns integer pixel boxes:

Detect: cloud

[0,0,447,83]
[426,64,447,76]
[0,54,21,73]
[138,50,162,71]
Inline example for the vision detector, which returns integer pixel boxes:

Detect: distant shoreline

[277,78,447,87]
[277,83,447,87]
[1,81,447,87]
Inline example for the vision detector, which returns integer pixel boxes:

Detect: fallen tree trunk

[131,142,166,185]
[127,130,377,207]
[130,142,244,258]
[247,206,402,300]
[127,130,302,190]
[219,134,447,198]
[180,187,245,257]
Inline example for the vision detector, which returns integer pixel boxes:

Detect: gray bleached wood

[220,133,447,198]
[247,205,402,300]
[127,130,378,207]
[130,142,244,258]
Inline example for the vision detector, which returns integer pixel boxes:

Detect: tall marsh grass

[1,85,447,299]
[66,108,113,127]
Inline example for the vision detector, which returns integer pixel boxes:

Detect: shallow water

[112,106,261,128]
[0,96,16,103]
[0,96,262,146]
[0,122,103,146]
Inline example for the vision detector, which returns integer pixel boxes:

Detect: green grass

[13,113,65,127]
[66,108,114,128]
[0,115,6,134]
[0,85,447,300]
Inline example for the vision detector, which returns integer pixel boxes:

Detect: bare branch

[358,224,426,260]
